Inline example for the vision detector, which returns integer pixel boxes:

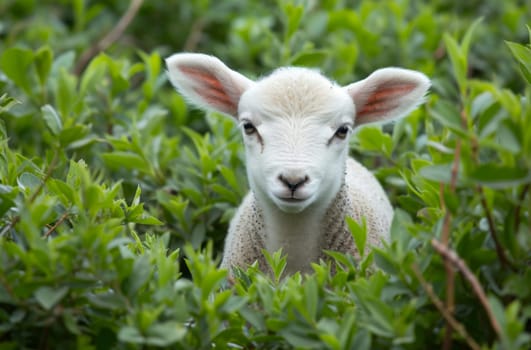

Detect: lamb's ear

[344,68,430,126]
[165,53,253,118]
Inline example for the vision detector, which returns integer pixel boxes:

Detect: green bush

[0,0,530,349]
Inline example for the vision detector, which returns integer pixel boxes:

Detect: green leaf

[353,126,393,157]
[346,216,367,257]
[0,94,19,113]
[51,51,76,75]
[59,124,90,146]
[34,46,53,86]
[211,183,239,204]
[133,212,164,226]
[55,68,78,118]
[359,298,394,337]
[34,286,69,310]
[125,255,151,296]
[429,100,465,136]
[471,92,494,120]
[17,172,41,192]
[118,326,144,344]
[263,249,287,282]
[41,104,63,135]
[418,163,455,184]
[47,179,74,205]
[131,185,142,207]
[87,292,127,310]
[63,310,81,335]
[219,166,239,190]
[443,34,466,90]
[461,18,483,60]
[145,321,186,346]
[101,152,150,174]
[290,50,329,67]
[373,249,398,275]
[282,3,304,40]
[488,295,506,330]
[80,54,108,96]
[468,164,530,188]
[506,41,531,84]
[280,327,321,348]
[0,47,34,94]
[351,329,372,350]
[444,19,482,92]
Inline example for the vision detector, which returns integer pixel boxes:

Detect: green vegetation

[0,0,530,348]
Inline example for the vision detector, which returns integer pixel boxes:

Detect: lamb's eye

[334,125,350,140]
[242,121,257,135]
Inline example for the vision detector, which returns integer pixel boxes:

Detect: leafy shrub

[0,0,530,349]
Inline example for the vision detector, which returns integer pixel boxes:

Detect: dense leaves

[0,0,530,349]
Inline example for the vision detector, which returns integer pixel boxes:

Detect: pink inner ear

[180,66,234,111]
[358,83,415,116]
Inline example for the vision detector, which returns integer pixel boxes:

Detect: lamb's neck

[261,206,323,273]
[259,184,351,274]
[263,205,325,245]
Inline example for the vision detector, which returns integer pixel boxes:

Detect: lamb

[165,53,430,276]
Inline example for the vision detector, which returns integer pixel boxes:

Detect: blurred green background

[0,1,530,348]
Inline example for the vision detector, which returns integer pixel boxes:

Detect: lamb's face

[238,69,355,213]
[166,54,430,214]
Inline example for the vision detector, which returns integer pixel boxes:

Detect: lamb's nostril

[278,174,309,191]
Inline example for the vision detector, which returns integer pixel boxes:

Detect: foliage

[0,0,530,349]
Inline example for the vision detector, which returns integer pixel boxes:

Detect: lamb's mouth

[278,197,305,203]
[273,194,314,210]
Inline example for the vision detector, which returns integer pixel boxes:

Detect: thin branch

[74,0,144,75]
[412,264,481,350]
[44,212,69,238]
[440,124,462,350]
[183,17,206,52]
[449,139,462,192]
[477,186,514,270]
[431,238,503,338]
[439,183,456,350]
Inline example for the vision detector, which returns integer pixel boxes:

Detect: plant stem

[74,0,144,75]
[44,212,70,238]
[477,186,514,269]
[431,239,502,337]
[440,126,462,350]
[184,17,205,52]
[412,264,481,350]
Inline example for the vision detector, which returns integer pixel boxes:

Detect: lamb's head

[166,53,430,214]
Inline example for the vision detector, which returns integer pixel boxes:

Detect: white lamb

[166,53,430,276]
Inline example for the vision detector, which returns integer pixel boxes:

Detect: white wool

[221,158,393,275]
[166,53,430,276]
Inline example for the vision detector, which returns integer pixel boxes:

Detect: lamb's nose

[278,174,309,192]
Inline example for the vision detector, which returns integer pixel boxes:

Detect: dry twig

[412,264,481,350]
[477,186,514,269]
[44,212,70,238]
[440,115,463,350]
[74,0,144,75]
[183,17,205,52]
[431,239,503,337]
[439,183,456,350]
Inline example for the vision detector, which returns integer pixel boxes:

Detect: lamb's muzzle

[166,53,430,276]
